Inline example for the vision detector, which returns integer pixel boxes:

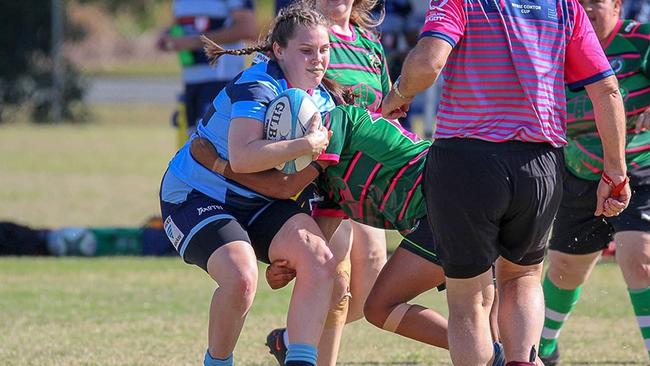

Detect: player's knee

[294,239,336,281]
[547,254,593,287]
[363,287,395,330]
[286,216,334,265]
[332,259,351,304]
[225,269,258,312]
[362,295,386,328]
[619,255,650,287]
[366,301,412,333]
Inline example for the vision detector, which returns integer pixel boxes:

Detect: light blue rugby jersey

[161,61,336,205]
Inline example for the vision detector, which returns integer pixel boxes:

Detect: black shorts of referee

[423,138,564,279]
[549,165,650,255]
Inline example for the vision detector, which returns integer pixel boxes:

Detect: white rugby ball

[264,88,321,174]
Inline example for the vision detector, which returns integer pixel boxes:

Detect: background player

[157,0,257,142]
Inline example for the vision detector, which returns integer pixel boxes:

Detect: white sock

[283,328,290,346]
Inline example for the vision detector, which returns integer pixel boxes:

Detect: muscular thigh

[247,199,325,264]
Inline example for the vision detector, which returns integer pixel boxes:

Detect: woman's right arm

[228,115,329,173]
[191,137,329,199]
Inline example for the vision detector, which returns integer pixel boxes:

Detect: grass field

[0,105,648,365]
[0,104,175,228]
[0,258,646,365]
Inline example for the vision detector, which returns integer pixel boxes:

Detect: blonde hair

[349,0,384,30]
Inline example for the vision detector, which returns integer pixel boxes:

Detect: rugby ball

[264,89,320,174]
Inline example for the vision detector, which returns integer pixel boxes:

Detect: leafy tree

[0,0,86,122]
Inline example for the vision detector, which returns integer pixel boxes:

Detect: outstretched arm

[190,137,329,199]
[585,75,631,217]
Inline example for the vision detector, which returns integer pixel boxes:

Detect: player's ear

[272,41,284,61]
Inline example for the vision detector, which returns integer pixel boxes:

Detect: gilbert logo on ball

[264,89,321,174]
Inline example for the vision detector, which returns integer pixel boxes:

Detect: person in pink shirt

[381,0,631,365]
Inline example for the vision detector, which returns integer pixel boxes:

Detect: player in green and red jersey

[326,23,390,112]
[190,104,506,364]
[540,1,650,364]
[313,106,426,232]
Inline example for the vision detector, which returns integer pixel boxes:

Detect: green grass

[0,104,176,228]
[0,258,646,365]
[0,105,647,364]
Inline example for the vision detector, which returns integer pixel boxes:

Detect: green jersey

[327,25,391,112]
[565,19,650,180]
[315,105,431,233]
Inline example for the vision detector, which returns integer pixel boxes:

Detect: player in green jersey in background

[540,0,650,364]
[313,2,393,360]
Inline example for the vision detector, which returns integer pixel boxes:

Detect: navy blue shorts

[161,190,303,271]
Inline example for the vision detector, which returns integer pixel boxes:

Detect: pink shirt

[421,0,613,147]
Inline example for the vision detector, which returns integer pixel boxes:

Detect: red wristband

[602,172,629,197]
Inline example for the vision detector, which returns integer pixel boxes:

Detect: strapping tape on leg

[382,303,412,332]
[324,259,352,328]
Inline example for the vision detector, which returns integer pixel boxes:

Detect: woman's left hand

[304,113,330,156]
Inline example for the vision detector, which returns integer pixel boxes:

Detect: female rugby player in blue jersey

[159,5,347,366]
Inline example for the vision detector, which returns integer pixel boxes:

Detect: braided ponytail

[201,35,271,66]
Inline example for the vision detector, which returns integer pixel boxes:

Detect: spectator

[157,0,257,140]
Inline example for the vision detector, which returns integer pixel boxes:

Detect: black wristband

[310,161,325,175]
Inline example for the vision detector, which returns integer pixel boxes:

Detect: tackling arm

[190,137,329,199]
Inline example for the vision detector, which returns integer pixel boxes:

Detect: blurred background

[4,0,647,235]
[1,2,649,365]
[0,0,280,256]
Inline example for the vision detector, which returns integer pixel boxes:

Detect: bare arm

[190,137,329,199]
[228,114,329,173]
[584,75,631,216]
[381,37,453,119]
